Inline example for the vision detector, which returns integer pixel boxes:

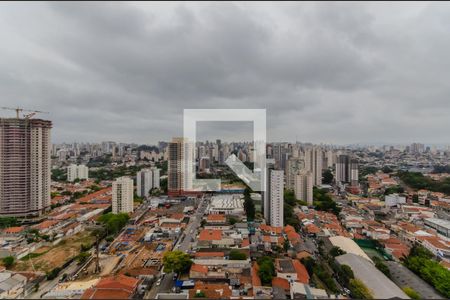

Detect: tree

[329,246,346,257]
[402,287,420,300]
[228,216,238,225]
[76,252,90,264]
[337,264,354,286]
[2,256,15,268]
[229,250,247,260]
[243,187,255,221]
[194,291,206,298]
[349,279,374,299]
[162,250,192,274]
[257,256,275,285]
[403,245,450,298]
[98,213,130,235]
[322,169,333,184]
[0,217,18,229]
[372,256,391,278]
[382,166,393,173]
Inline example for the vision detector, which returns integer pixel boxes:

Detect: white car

[156,278,162,286]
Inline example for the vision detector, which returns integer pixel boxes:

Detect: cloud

[0,2,449,145]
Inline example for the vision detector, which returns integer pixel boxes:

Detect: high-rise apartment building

[112,176,134,214]
[285,158,305,190]
[0,118,52,217]
[168,137,193,196]
[67,164,89,182]
[136,167,160,198]
[335,154,359,185]
[295,170,313,206]
[265,169,284,227]
[305,147,323,186]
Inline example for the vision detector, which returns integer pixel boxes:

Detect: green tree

[372,256,391,278]
[322,169,333,184]
[337,264,354,286]
[402,287,420,300]
[98,213,130,235]
[382,166,393,173]
[76,252,90,264]
[403,245,450,297]
[194,291,206,298]
[229,250,247,260]
[243,187,255,221]
[228,216,238,225]
[162,250,192,274]
[349,279,374,299]
[329,246,346,257]
[0,217,18,229]
[2,256,15,268]
[257,256,275,285]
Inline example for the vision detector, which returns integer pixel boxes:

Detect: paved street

[25,259,80,299]
[145,196,208,299]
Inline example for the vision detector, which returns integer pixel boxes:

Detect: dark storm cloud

[0,2,449,144]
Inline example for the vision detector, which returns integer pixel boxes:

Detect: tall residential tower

[0,118,52,217]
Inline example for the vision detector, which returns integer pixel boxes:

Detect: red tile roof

[3,226,25,234]
[198,229,222,241]
[252,263,262,287]
[260,224,283,234]
[207,214,226,222]
[272,277,290,291]
[305,224,320,234]
[81,275,139,299]
[194,252,225,258]
[293,260,309,284]
[33,220,59,230]
[191,264,208,274]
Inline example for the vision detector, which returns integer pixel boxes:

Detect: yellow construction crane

[1,106,49,119]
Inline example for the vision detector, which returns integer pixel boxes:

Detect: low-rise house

[0,272,27,299]
[290,282,329,299]
[81,275,140,299]
[275,259,309,284]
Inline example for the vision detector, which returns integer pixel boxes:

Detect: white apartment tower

[67,164,89,182]
[0,118,52,217]
[266,169,284,227]
[295,170,313,206]
[112,177,134,214]
[305,147,323,186]
[136,167,160,198]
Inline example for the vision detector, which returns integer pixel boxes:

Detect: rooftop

[336,253,408,299]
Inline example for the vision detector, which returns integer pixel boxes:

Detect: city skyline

[2,3,450,144]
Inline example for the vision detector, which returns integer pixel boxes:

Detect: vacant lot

[14,231,95,273]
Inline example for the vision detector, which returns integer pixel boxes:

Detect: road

[145,196,208,299]
[25,259,80,299]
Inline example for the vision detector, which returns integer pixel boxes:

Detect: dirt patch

[14,231,96,273]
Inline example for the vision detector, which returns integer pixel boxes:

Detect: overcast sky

[1,2,449,145]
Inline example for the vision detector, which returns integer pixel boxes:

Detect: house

[81,275,139,299]
[188,282,232,299]
[275,259,309,284]
[0,272,27,299]
[290,282,329,299]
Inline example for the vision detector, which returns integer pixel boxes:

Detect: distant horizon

[52,139,450,148]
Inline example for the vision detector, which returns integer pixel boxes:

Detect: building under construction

[0,117,52,216]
